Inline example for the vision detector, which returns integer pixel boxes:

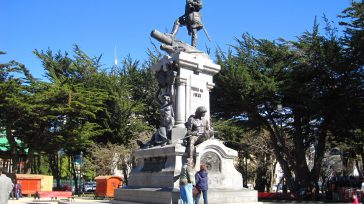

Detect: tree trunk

[36,152,42,174]
[25,148,34,174]
[70,155,79,195]
[266,156,276,192]
[310,127,327,200]
[292,114,311,192]
[255,160,267,191]
[360,149,364,177]
[6,126,19,173]
[34,152,41,174]
[262,111,297,192]
[49,153,61,189]
[266,124,295,192]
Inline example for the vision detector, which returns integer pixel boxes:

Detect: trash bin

[95,176,122,198]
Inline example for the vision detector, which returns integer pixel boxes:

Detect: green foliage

[212,10,363,192]
[213,34,292,120]
[340,1,364,66]
[31,46,107,154]
[89,58,152,145]
[0,52,36,172]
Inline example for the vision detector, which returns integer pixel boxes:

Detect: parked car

[83,182,96,192]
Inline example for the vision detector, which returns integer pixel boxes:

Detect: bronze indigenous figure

[184,106,213,159]
[170,0,206,47]
[158,94,175,142]
[137,94,174,148]
[155,60,177,103]
[137,96,175,148]
[137,63,176,148]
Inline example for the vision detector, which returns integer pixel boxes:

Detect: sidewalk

[7,197,109,204]
[7,197,352,204]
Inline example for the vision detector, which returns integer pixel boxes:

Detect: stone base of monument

[112,136,258,204]
[112,188,258,204]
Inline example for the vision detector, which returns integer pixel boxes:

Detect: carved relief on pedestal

[200,151,221,173]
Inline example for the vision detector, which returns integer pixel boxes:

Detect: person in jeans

[14,181,21,199]
[180,158,195,204]
[194,164,208,204]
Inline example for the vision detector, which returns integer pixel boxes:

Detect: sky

[0,0,352,80]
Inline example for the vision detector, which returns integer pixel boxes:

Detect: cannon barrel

[151,29,173,46]
[151,29,201,55]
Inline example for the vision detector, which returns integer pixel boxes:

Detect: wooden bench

[34,191,74,202]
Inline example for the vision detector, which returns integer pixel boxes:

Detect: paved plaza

[7,197,109,204]
[6,197,352,204]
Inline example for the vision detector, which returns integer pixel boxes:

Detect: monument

[112,1,258,203]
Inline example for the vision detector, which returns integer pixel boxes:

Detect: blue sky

[0,0,352,80]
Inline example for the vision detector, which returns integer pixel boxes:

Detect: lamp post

[244,150,248,188]
[242,144,249,188]
[277,104,287,193]
[80,151,83,195]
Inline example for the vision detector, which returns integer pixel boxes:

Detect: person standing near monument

[170,0,204,47]
[0,167,14,204]
[194,164,208,204]
[180,158,195,204]
[185,106,212,159]
[14,181,21,200]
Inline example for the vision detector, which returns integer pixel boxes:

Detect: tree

[211,20,357,196]
[90,143,132,183]
[0,52,35,173]
[89,60,151,145]
[212,33,299,189]
[337,1,364,177]
[33,46,108,193]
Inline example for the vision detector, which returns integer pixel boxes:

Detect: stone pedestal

[112,139,258,204]
[151,52,220,128]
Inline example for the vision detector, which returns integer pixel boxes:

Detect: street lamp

[241,144,249,188]
[80,151,83,195]
[244,150,248,188]
[277,104,287,193]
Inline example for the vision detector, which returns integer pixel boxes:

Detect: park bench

[34,191,74,202]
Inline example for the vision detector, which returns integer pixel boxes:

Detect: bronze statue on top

[171,0,205,47]
[151,0,211,54]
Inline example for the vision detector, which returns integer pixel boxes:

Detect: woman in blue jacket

[194,164,208,204]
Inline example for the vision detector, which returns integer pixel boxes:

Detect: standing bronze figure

[170,0,204,47]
